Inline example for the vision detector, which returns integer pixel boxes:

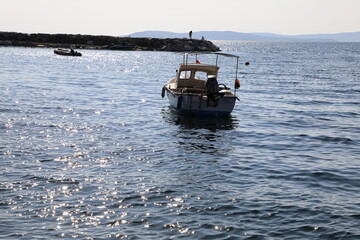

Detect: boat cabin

[174,63,219,90]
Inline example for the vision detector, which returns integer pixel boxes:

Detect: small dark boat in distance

[54,48,82,56]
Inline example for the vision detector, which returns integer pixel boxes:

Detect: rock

[183,44,195,51]
[0,31,220,52]
[60,43,70,48]
[109,42,135,50]
[0,40,13,46]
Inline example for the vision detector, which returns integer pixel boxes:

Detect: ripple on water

[1,44,360,239]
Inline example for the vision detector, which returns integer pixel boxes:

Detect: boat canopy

[183,52,239,58]
[178,63,219,75]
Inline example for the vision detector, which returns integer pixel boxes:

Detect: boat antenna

[235,56,239,79]
[234,56,240,96]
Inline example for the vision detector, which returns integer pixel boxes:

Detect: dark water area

[1,42,360,239]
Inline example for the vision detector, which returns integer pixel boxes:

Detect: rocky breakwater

[0,32,220,52]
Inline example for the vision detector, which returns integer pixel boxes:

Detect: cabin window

[195,71,207,80]
[179,71,191,80]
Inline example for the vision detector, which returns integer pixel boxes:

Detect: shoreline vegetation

[0,31,220,52]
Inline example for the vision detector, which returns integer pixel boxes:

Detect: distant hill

[291,32,360,42]
[125,31,360,42]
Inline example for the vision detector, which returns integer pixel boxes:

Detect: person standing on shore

[189,30,192,39]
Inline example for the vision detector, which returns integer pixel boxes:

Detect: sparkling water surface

[1,42,360,239]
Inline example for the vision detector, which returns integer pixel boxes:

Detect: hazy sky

[1,0,359,36]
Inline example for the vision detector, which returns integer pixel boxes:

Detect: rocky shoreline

[0,32,220,52]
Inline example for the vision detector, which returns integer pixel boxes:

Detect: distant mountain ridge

[126,31,360,42]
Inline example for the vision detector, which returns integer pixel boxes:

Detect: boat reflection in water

[161,107,239,155]
[161,107,239,130]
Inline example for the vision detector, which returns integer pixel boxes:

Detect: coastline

[0,32,220,52]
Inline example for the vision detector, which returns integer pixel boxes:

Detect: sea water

[1,42,359,239]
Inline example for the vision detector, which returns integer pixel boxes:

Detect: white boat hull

[161,54,244,116]
[165,88,236,116]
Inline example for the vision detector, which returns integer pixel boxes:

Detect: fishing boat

[54,48,82,56]
[161,52,243,116]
